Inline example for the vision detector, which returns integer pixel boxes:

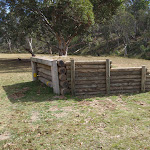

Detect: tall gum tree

[8,0,122,56]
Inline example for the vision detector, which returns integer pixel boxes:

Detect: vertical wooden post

[31,60,38,81]
[71,59,75,96]
[141,65,146,92]
[106,59,110,94]
[51,60,60,95]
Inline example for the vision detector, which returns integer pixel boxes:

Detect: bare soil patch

[0,133,10,141]
[9,87,29,100]
[31,111,40,122]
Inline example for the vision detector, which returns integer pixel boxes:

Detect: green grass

[0,54,150,149]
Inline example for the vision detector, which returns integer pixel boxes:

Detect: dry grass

[0,53,150,149]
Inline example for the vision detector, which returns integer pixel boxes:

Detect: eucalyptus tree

[8,0,122,56]
[0,1,16,52]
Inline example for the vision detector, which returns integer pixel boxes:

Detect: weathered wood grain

[59,74,67,81]
[37,67,51,76]
[75,88,106,93]
[111,79,141,83]
[66,64,106,69]
[31,61,38,81]
[106,59,110,94]
[111,67,142,72]
[31,57,53,66]
[111,75,141,80]
[68,80,106,85]
[111,71,141,76]
[71,59,75,96]
[67,76,106,81]
[75,91,106,96]
[38,76,53,88]
[38,71,52,81]
[60,81,69,88]
[37,63,51,70]
[110,86,140,90]
[51,60,60,95]
[58,67,66,74]
[141,66,146,92]
[111,82,141,87]
[66,71,106,77]
[67,68,106,73]
[57,60,65,67]
[65,60,111,65]
[69,84,106,89]
[110,90,140,94]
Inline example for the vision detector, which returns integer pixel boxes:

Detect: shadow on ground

[0,58,31,73]
[3,81,56,103]
[3,80,141,104]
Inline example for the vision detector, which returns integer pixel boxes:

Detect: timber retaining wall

[31,57,150,96]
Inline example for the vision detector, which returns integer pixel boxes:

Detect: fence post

[141,65,146,92]
[31,60,38,81]
[51,60,60,95]
[71,59,75,96]
[106,59,110,94]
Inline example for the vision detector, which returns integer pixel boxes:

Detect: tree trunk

[7,39,12,52]
[24,37,35,56]
[58,38,68,56]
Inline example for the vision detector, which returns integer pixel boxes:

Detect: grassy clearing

[0,54,150,149]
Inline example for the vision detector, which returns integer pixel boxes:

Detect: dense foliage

[0,0,150,59]
[0,0,122,55]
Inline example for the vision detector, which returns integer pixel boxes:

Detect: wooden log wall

[110,68,142,94]
[65,60,111,96]
[31,57,60,95]
[146,71,150,92]
[37,63,53,88]
[57,60,69,95]
[31,57,150,96]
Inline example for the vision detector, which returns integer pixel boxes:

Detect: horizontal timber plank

[111,82,141,87]
[38,71,52,81]
[76,91,106,96]
[38,76,53,88]
[67,72,105,78]
[145,85,150,89]
[67,76,105,81]
[110,86,140,90]
[68,80,106,85]
[66,64,106,69]
[67,69,106,73]
[75,88,106,93]
[69,84,106,89]
[37,63,51,70]
[111,75,141,80]
[146,81,150,85]
[65,60,111,66]
[110,90,140,94]
[111,67,142,72]
[31,57,53,66]
[110,71,141,76]
[37,67,51,76]
[146,78,150,82]
[110,79,141,83]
